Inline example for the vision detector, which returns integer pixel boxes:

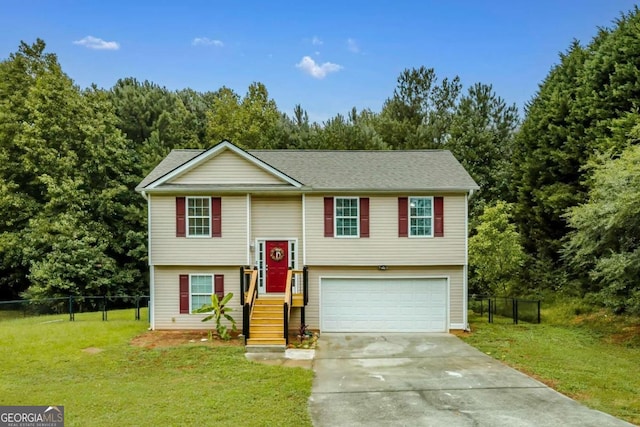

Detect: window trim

[408,196,434,238]
[186,196,212,238]
[334,197,360,238]
[189,273,213,312]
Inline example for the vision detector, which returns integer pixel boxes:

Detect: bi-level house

[136,140,478,346]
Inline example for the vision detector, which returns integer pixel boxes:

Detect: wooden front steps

[246,297,286,347]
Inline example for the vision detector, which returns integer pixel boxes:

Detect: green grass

[0,311,313,426]
[461,304,640,425]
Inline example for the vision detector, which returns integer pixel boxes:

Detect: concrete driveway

[309,333,633,427]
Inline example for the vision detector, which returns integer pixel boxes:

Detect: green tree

[377,66,462,149]
[205,83,281,148]
[512,8,640,292]
[448,83,519,218]
[0,39,60,298]
[110,78,176,145]
[110,78,207,173]
[563,123,640,314]
[273,104,317,149]
[309,108,386,150]
[511,41,589,285]
[469,201,526,296]
[0,40,147,299]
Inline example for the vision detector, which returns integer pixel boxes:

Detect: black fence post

[239,266,245,306]
[513,299,518,324]
[488,299,493,323]
[283,303,289,345]
[537,300,541,324]
[69,296,74,321]
[303,266,309,306]
[243,304,250,340]
[102,296,107,321]
[135,297,140,320]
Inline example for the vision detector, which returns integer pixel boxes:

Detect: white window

[257,241,265,289]
[409,197,433,237]
[190,274,213,311]
[335,197,359,237]
[289,241,297,290]
[187,197,211,237]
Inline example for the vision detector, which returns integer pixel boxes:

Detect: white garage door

[320,278,448,332]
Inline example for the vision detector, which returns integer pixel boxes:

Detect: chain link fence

[0,296,149,322]
[469,296,541,324]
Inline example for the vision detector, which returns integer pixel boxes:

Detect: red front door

[266,241,288,293]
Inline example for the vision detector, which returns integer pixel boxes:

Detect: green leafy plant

[297,324,311,344]
[194,293,237,340]
[294,323,318,349]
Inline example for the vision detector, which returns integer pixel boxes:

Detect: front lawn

[459,306,640,425]
[0,311,313,426]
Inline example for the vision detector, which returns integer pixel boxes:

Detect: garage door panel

[321,278,447,332]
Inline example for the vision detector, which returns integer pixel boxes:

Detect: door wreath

[269,247,285,262]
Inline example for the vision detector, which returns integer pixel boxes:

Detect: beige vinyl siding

[153,266,242,330]
[250,197,303,263]
[300,266,464,331]
[150,195,246,265]
[169,149,285,185]
[305,195,467,265]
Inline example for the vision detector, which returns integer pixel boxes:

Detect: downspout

[301,194,307,323]
[302,194,307,266]
[144,191,155,330]
[463,190,470,332]
[246,194,251,266]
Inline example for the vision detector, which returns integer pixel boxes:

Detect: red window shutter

[398,197,408,237]
[324,197,334,237]
[434,196,444,237]
[179,274,190,314]
[176,197,186,237]
[360,198,370,238]
[212,197,222,237]
[214,275,224,299]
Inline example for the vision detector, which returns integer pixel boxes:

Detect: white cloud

[296,56,342,79]
[73,36,119,50]
[311,36,323,46]
[192,37,224,47]
[347,38,360,53]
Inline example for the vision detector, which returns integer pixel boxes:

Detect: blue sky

[1,1,638,122]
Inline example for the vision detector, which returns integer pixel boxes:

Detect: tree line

[1,7,638,314]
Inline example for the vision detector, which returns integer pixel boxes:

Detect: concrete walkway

[309,333,633,427]
[245,348,315,369]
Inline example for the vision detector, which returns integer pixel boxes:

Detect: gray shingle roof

[137,147,479,192]
[137,149,202,190]
[252,150,478,191]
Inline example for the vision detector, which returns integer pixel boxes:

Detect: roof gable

[138,140,302,191]
[169,149,288,185]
